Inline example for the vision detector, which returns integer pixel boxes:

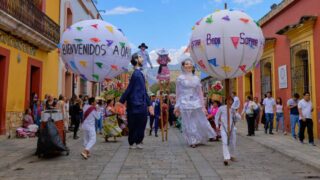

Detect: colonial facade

[0,0,60,135]
[59,0,102,99]
[236,0,320,139]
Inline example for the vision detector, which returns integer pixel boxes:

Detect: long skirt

[181,108,216,145]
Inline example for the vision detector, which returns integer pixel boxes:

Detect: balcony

[0,0,60,51]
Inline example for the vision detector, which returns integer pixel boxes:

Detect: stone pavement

[237,120,320,171]
[0,126,320,179]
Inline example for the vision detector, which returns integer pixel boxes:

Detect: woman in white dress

[174,58,216,148]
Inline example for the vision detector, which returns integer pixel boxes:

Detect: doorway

[0,48,10,135]
[25,58,42,109]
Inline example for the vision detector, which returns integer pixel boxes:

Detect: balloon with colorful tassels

[189,9,264,80]
[60,19,131,82]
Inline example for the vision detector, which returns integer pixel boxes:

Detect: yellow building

[0,0,60,135]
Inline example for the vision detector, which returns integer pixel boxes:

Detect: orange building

[236,0,320,139]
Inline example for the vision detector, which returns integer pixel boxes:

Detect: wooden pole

[165,81,169,141]
[159,81,165,142]
[225,79,231,144]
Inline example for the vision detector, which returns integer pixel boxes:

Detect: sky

[96,0,282,66]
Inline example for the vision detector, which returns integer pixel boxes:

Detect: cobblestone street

[0,126,320,180]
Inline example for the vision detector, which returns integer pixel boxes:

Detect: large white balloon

[60,19,131,82]
[190,9,264,80]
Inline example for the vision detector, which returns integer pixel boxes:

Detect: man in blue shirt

[119,53,154,149]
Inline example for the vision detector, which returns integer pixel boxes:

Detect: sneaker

[230,157,237,162]
[224,160,229,166]
[149,129,152,136]
[310,143,316,146]
[269,132,274,135]
[155,134,158,137]
[129,145,136,149]
[136,144,143,149]
[283,132,287,135]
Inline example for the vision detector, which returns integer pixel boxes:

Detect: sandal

[81,152,88,159]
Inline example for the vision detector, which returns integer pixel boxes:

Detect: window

[290,41,311,96]
[260,58,272,98]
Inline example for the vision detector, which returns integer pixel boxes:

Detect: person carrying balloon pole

[215,97,241,166]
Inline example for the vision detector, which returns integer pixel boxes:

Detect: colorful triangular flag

[206,16,213,24]
[64,40,70,44]
[240,18,249,23]
[106,26,114,33]
[80,74,87,80]
[192,26,195,30]
[231,37,240,48]
[118,28,124,35]
[106,40,114,47]
[90,38,100,43]
[111,65,118,71]
[91,24,98,29]
[74,38,83,43]
[122,67,128,72]
[76,27,83,31]
[221,65,232,73]
[239,65,247,72]
[95,62,103,69]
[92,74,99,81]
[119,42,125,48]
[196,18,202,25]
[222,15,230,21]
[208,58,219,67]
[70,61,78,70]
[79,60,87,67]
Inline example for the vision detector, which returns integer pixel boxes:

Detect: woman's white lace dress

[175,73,216,145]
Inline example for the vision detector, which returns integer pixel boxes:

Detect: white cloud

[233,0,263,6]
[149,46,189,67]
[102,6,142,16]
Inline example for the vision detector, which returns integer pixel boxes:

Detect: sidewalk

[237,120,320,171]
[0,136,37,171]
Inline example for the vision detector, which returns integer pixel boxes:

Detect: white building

[59,0,102,99]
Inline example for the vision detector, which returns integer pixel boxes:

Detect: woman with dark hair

[103,99,122,142]
[174,58,216,148]
[242,95,258,136]
[276,97,286,135]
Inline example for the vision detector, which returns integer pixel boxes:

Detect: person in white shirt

[215,97,241,166]
[275,97,286,135]
[81,97,101,159]
[298,92,315,146]
[242,95,258,136]
[263,91,276,135]
[231,92,240,111]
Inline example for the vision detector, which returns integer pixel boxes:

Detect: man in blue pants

[119,53,154,149]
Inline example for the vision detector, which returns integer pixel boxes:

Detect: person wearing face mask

[119,53,154,149]
[174,58,216,148]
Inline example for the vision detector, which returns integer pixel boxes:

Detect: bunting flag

[239,65,246,72]
[231,37,240,48]
[106,26,114,33]
[90,38,100,43]
[92,74,99,81]
[64,40,70,44]
[221,65,232,73]
[122,67,128,72]
[74,38,83,43]
[80,74,87,80]
[106,40,114,47]
[118,28,124,35]
[240,18,249,23]
[76,27,83,31]
[111,65,118,70]
[91,24,98,29]
[70,61,78,70]
[215,9,220,12]
[95,62,103,69]
[222,15,230,21]
[79,60,87,67]
[119,42,125,48]
[208,58,219,67]
[196,18,202,25]
[254,21,260,27]
[192,26,195,30]
[206,16,213,24]
[198,60,207,70]
[57,43,61,48]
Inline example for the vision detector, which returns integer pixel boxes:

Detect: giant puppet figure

[156,49,171,81]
